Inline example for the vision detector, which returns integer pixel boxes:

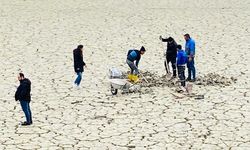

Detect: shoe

[186,77,191,81]
[21,121,31,126]
[190,79,196,82]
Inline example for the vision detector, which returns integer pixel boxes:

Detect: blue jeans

[74,72,82,86]
[20,100,32,124]
[187,58,196,80]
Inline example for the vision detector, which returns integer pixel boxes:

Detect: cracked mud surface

[0,0,250,149]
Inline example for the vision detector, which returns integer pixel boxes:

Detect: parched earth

[0,0,250,149]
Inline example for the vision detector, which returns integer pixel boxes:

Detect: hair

[19,73,24,78]
[77,45,83,49]
[177,45,182,49]
[184,34,190,38]
[140,46,146,52]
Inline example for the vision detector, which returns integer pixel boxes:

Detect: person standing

[176,45,187,87]
[73,45,86,87]
[159,36,178,78]
[184,34,196,82]
[15,73,32,126]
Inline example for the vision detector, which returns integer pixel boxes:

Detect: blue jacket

[127,49,141,66]
[185,38,195,57]
[177,49,187,66]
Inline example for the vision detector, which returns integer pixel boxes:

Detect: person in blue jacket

[176,45,187,87]
[184,34,196,82]
[126,46,146,75]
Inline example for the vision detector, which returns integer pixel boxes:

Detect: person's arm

[159,36,168,42]
[135,59,140,67]
[15,86,20,101]
[161,38,169,42]
[83,60,87,68]
[176,52,181,65]
[189,41,195,57]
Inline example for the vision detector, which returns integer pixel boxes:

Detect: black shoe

[186,77,191,81]
[170,76,176,80]
[21,121,31,126]
[190,79,196,82]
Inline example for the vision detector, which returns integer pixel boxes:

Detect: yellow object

[128,74,139,83]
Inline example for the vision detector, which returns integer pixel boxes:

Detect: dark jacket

[15,78,31,101]
[161,37,178,58]
[127,49,141,66]
[73,48,86,72]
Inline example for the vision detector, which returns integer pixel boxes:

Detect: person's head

[166,37,175,43]
[184,34,190,41]
[77,45,83,50]
[18,73,25,81]
[177,45,182,50]
[140,46,146,55]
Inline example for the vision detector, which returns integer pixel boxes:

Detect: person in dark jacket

[176,45,187,87]
[126,46,146,75]
[160,36,178,77]
[73,45,86,87]
[15,73,32,126]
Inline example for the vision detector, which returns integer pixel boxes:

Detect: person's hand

[188,57,192,62]
[159,35,162,40]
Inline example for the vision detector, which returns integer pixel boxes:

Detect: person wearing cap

[184,34,196,82]
[126,46,146,81]
[73,45,87,87]
[159,36,178,78]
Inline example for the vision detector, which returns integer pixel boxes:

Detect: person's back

[167,39,177,57]
[177,49,187,66]
[73,48,84,72]
[127,49,141,62]
[185,38,195,57]
[15,78,31,101]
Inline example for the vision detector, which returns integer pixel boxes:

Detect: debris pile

[195,73,237,86]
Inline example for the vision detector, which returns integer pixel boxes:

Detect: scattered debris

[195,73,237,86]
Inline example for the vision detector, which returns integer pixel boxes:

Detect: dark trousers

[177,66,186,87]
[187,58,196,80]
[166,55,176,76]
[20,100,32,124]
[126,59,139,75]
